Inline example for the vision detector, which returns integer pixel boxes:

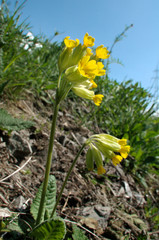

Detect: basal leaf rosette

[85,134,130,174]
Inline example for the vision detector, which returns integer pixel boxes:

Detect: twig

[148,230,159,235]
[148,190,157,203]
[0,193,10,205]
[71,132,81,146]
[61,191,71,213]
[0,156,32,183]
[106,181,117,196]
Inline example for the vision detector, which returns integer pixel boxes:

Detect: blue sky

[10,0,159,94]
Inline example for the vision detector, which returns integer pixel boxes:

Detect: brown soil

[0,95,159,240]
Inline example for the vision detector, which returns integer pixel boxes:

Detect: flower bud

[86,147,94,171]
[65,65,87,84]
[58,38,86,73]
[86,144,106,175]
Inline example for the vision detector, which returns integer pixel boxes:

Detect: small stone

[8,131,32,161]
[12,196,27,210]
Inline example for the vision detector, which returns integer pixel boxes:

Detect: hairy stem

[36,75,62,225]
[36,100,59,225]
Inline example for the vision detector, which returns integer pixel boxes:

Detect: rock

[11,196,27,210]
[123,181,133,198]
[8,131,32,161]
[78,204,111,231]
[0,208,12,219]
[133,192,146,205]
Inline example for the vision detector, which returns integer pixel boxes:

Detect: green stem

[36,96,60,225]
[51,143,86,218]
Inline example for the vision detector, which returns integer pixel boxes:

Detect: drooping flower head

[91,134,130,165]
[85,134,130,174]
[58,32,110,106]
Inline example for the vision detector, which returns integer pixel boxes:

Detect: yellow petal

[112,155,123,166]
[118,139,127,146]
[96,45,110,59]
[97,165,106,175]
[119,145,130,158]
[78,56,98,78]
[93,94,104,106]
[83,33,95,47]
[96,62,106,76]
[64,36,80,49]
[86,48,93,56]
[89,79,97,89]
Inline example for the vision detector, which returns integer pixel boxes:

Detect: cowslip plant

[35,33,111,225]
[5,33,130,240]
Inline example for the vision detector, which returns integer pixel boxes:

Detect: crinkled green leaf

[31,175,56,222]
[30,218,66,240]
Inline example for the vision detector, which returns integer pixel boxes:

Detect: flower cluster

[86,134,130,174]
[58,33,110,106]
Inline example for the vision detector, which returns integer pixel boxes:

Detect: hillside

[0,95,159,240]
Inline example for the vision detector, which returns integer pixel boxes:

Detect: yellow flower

[97,165,106,175]
[78,56,106,79]
[119,145,130,158]
[118,139,127,146]
[96,62,106,76]
[64,36,80,49]
[93,94,104,106]
[90,79,97,89]
[96,45,110,59]
[112,155,123,166]
[86,48,93,56]
[83,33,95,47]
[78,56,98,79]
